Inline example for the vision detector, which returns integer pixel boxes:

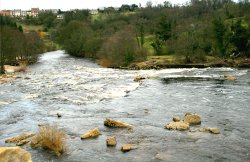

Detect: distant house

[90,9,98,15]
[0,11,11,16]
[21,11,27,17]
[57,14,64,20]
[13,9,21,17]
[31,8,39,17]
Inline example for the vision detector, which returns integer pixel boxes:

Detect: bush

[97,28,146,67]
[31,124,66,156]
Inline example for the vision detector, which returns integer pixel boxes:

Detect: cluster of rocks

[165,113,220,134]
[81,118,135,152]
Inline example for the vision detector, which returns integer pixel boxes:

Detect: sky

[0,0,190,10]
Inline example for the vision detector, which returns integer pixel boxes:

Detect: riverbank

[128,56,250,70]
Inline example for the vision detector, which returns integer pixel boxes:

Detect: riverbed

[0,51,249,162]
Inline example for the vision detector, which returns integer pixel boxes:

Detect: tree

[98,28,146,67]
[230,19,250,57]
[135,19,145,48]
[56,21,93,57]
[212,17,229,57]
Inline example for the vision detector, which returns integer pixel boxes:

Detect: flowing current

[0,51,250,162]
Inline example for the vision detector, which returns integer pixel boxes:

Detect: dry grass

[32,124,66,156]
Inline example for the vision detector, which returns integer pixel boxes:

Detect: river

[0,50,250,162]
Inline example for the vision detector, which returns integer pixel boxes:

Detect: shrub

[97,28,146,67]
[31,124,66,156]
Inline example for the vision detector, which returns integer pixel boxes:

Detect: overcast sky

[0,0,190,10]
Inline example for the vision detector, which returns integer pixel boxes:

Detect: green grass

[19,23,44,32]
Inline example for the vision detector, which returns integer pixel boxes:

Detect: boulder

[224,75,237,81]
[173,116,181,122]
[0,147,32,162]
[183,113,201,125]
[81,128,100,139]
[121,144,136,152]
[106,136,117,146]
[165,121,189,130]
[5,134,36,143]
[209,128,220,134]
[104,118,132,128]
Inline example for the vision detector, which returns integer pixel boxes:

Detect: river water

[0,51,250,162]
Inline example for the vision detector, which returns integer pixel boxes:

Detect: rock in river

[183,113,201,125]
[0,147,32,162]
[5,133,36,143]
[106,136,117,146]
[224,75,237,81]
[81,128,100,139]
[16,140,30,146]
[209,128,220,134]
[173,116,181,122]
[104,118,132,128]
[121,144,136,152]
[165,121,190,130]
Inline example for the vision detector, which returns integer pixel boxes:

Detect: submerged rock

[104,118,132,128]
[121,144,136,152]
[81,128,100,139]
[5,133,36,143]
[209,128,220,134]
[165,121,190,130]
[0,147,32,162]
[183,113,201,125]
[106,136,117,146]
[173,116,181,122]
[224,75,237,81]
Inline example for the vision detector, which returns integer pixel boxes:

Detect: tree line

[0,16,44,73]
[53,0,249,67]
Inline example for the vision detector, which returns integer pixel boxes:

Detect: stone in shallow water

[183,113,201,125]
[209,128,220,134]
[16,140,30,146]
[104,118,132,128]
[0,147,32,162]
[224,75,237,81]
[121,144,136,152]
[57,113,62,118]
[5,134,36,143]
[106,136,117,146]
[173,116,181,122]
[165,121,189,130]
[81,128,100,139]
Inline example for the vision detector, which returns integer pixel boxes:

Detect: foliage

[230,19,250,57]
[16,0,249,68]
[56,21,95,57]
[97,28,146,67]
[0,16,44,73]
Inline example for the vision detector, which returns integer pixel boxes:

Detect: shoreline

[127,57,250,70]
